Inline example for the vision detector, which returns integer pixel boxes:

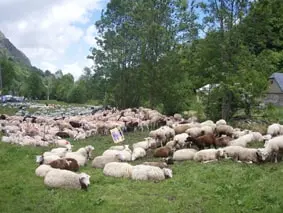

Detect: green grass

[1,132,283,213]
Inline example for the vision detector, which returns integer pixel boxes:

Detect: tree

[25,71,44,99]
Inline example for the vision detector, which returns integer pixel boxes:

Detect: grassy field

[1,131,283,213]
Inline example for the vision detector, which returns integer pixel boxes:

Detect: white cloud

[0,0,107,80]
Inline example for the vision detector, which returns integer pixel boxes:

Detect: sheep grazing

[44,170,91,191]
[257,135,283,163]
[103,162,133,178]
[172,149,197,161]
[142,161,168,169]
[131,147,146,161]
[153,146,173,158]
[92,153,125,169]
[193,148,225,163]
[48,158,79,172]
[131,165,173,181]
[65,145,95,166]
[187,133,217,150]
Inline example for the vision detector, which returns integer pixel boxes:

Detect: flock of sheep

[2,106,283,191]
[28,112,283,191]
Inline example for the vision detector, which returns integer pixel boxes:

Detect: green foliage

[67,82,87,104]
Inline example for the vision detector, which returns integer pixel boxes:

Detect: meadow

[1,130,283,213]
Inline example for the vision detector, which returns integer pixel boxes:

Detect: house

[264,73,283,106]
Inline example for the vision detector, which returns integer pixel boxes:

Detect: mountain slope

[0,30,31,67]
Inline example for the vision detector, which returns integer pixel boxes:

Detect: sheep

[92,153,125,169]
[172,149,197,161]
[44,170,91,191]
[132,137,155,150]
[193,148,225,162]
[232,129,251,139]
[48,158,79,172]
[223,146,260,163]
[108,145,128,151]
[103,162,133,178]
[173,133,189,148]
[50,147,70,157]
[103,145,132,161]
[142,162,168,169]
[257,135,283,163]
[216,119,226,126]
[267,123,283,137]
[35,164,58,177]
[36,154,60,165]
[165,140,178,149]
[131,165,173,181]
[131,147,146,161]
[215,125,234,137]
[173,124,190,134]
[65,145,95,166]
[187,133,217,150]
[54,139,72,148]
[229,132,263,147]
[185,127,202,138]
[153,146,173,158]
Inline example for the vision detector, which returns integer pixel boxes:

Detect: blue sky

[0,0,109,80]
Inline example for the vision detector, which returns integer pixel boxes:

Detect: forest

[1,0,283,121]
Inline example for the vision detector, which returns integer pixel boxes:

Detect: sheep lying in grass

[187,133,217,150]
[153,146,173,158]
[103,145,132,161]
[131,165,173,181]
[173,149,197,161]
[35,165,58,177]
[142,162,168,169]
[229,132,263,147]
[108,145,128,151]
[224,146,260,163]
[131,147,146,161]
[193,148,225,163]
[257,135,283,163]
[36,154,60,165]
[65,145,95,166]
[132,137,155,150]
[44,170,91,191]
[92,153,125,169]
[103,162,133,178]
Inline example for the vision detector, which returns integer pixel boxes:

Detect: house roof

[269,73,283,92]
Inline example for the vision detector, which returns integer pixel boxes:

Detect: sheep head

[256,148,270,161]
[163,168,173,179]
[79,173,91,191]
[216,149,226,159]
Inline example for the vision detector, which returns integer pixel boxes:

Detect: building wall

[264,93,283,106]
[268,78,282,93]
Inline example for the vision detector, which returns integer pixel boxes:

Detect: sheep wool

[35,164,57,177]
[173,149,197,161]
[103,162,133,178]
[92,154,124,169]
[131,147,146,161]
[131,165,173,181]
[44,170,91,190]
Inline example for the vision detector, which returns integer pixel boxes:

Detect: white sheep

[108,145,128,151]
[257,135,283,163]
[92,153,125,168]
[193,148,225,162]
[173,133,189,148]
[215,124,233,137]
[216,119,226,126]
[36,154,60,165]
[229,132,263,147]
[103,162,133,178]
[267,123,283,137]
[224,146,259,163]
[44,170,91,190]
[132,137,155,150]
[103,145,132,161]
[173,149,197,161]
[142,161,168,168]
[131,147,147,161]
[185,127,202,138]
[35,164,58,177]
[65,145,95,166]
[131,165,173,181]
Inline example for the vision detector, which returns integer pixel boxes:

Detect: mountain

[0,30,32,67]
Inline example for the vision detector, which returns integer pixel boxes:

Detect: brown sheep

[48,158,79,172]
[153,146,173,158]
[188,133,217,150]
[174,124,190,134]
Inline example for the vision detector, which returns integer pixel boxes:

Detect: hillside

[0,30,31,67]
